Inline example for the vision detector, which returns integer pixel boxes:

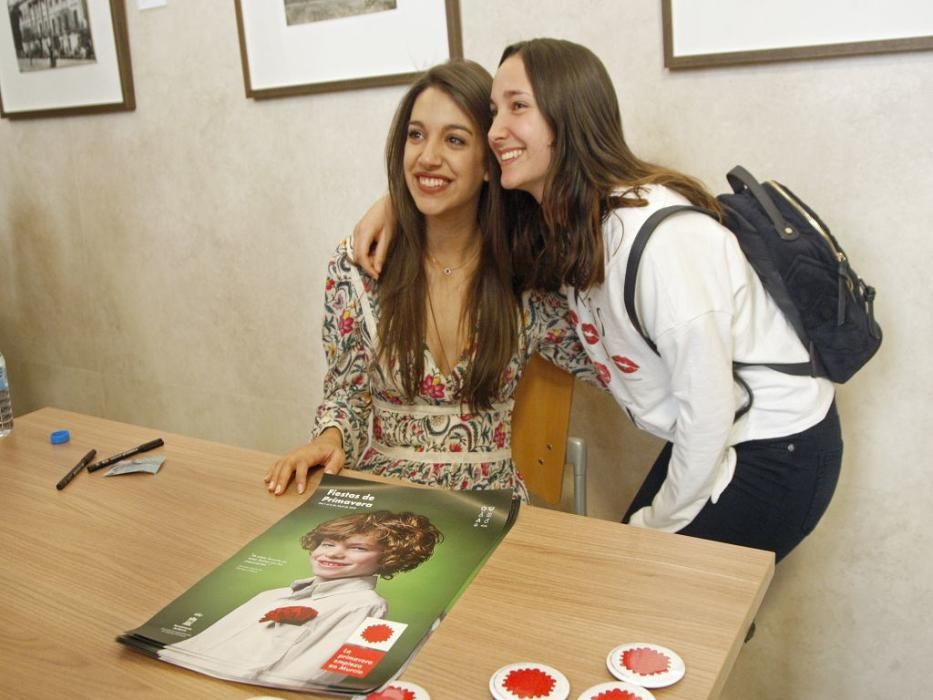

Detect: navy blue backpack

[624,165,882,385]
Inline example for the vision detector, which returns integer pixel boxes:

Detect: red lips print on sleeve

[594,362,611,388]
[612,355,639,374]
[581,323,600,344]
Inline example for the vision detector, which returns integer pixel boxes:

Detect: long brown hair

[500,38,722,292]
[378,60,519,410]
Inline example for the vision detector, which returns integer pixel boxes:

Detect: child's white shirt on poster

[158,575,387,687]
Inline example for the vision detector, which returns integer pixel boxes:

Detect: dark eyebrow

[408,119,474,136]
[446,124,474,136]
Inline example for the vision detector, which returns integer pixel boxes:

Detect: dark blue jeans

[623,402,843,562]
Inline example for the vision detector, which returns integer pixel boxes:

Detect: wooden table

[0,408,773,699]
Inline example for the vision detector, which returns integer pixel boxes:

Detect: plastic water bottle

[0,351,12,438]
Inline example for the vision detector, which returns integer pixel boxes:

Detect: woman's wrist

[318,426,345,449]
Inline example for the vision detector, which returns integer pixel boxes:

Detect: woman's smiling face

[487,54,555,203]
[310,533,384,581]
[403,86,488,222]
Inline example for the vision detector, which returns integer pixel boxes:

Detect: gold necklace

[426,244,481,276]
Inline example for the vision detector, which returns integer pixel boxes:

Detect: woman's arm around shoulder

[525,289,599,385]
[351,194,395,278]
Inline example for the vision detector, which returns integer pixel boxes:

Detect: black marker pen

[87,438,164,473]
[56,449,97,490]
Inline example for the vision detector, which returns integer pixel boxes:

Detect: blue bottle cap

[50,430,70,445]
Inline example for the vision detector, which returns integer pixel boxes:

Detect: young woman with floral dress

[265,59,593,498]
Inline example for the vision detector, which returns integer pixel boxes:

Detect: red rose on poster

[612,355,639,374]
[259,605,318,625]
[581,323,600,344]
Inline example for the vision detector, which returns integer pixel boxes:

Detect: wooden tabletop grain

[0,408,773,699]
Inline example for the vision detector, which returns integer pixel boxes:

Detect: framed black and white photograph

[0,0,134,119]
[234,0,462,99]
[662,0,933,69]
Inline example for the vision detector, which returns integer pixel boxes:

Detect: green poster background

[124,474,517,691]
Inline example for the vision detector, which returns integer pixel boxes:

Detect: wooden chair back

[511,353,575,505]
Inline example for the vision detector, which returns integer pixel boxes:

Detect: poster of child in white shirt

[158,510,442,688]
[119,475,518,695]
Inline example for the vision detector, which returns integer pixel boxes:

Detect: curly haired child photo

[158,510,443,688]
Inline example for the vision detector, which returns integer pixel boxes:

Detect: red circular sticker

[365,680,430,700]
[606,643,685,689]
[575,680,656,700]
[489,662,570,700]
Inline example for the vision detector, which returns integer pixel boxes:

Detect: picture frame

[0,0,134,120]
[234,0,462,100]
[662,0,933,70]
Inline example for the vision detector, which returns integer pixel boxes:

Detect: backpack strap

[624,204,710,354]
[732,360,812,376]
[623,204,791,421]
[625,202,813,375]
[727,165,798,240]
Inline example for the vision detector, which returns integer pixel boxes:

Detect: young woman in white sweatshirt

[354,38,843,562]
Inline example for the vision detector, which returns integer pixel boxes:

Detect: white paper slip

[105,456,166,476]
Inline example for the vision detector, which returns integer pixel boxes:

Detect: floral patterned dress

[313,241,595,497]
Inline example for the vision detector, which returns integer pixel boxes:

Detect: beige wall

[1,2,930,698]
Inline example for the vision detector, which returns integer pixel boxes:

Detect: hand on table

[265,428,345,495]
